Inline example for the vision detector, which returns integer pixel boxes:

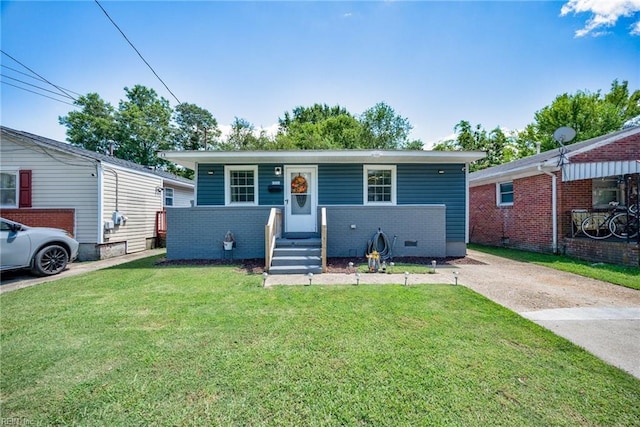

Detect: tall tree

[172,103,220,151]
[114,85,173,167]
[523,79,640,151]
[278,103,351,133]
[432,121,518,171]
[222,117,272,150]
[359,102,412,149]
[58,93,116,154]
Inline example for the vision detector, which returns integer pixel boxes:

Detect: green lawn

[1,256,638,426]
[469,244,640,290]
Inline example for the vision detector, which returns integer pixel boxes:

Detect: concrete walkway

[2,248,639,379]
[266,250,640,379]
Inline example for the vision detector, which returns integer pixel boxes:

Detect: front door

[285,166,317,233]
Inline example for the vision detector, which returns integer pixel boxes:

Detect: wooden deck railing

[321,207,327,273]
[155,210,167,238]
[265,208,282,271]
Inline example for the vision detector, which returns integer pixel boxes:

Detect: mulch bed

[156,256,484,274]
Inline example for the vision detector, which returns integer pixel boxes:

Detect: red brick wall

[0,209,75,236]
[470,171,639,265]
[559,179,592,236]
[470,174,556,253]
[571,135,640,163]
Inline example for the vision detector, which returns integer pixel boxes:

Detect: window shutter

[19,170,32,208]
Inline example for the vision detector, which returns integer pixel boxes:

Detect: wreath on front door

[291,175,308,194]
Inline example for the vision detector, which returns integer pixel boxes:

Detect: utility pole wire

[1,74,76,100]
[94,0,181,105]
[1,64,83,97]
[1,81,76,106]
[0,50,78,102]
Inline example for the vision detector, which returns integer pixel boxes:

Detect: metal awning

[562,160,640,182]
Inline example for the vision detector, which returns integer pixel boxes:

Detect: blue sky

[1,1,639,147]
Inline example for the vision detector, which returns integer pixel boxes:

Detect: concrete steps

[269,237,322,274]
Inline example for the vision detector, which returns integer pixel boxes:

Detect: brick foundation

[562,237,639,267]
[0,208,75,236]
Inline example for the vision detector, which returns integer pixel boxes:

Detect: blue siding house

[160,150,484,273]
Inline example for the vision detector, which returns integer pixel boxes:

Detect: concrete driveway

[0,249,166,294]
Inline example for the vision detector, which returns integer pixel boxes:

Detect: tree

[278,103,351,133]
[114,85,173,167]
[58,93,116,154]
[522,79,640,151]
[359,102,412,149]
[432,121,518,171]
[172,103,220,151]
[222,117,272,150]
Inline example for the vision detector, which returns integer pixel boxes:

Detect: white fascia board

[159,150,486,170]
[469,163,560,187]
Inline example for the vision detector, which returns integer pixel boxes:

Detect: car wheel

[31,245,69,276]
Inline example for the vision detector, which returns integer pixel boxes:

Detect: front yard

[1,255,638,425]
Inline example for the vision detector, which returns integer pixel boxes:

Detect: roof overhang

[159,150,486,171]
[469,162,560,187]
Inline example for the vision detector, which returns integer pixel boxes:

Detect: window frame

[225,165,259,206]
[363,165,396,205]
[592,177,621,209]
[0,170,19,208]
[164,187,174,207]
[496,181,514,207]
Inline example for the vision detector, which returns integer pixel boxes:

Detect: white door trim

[284,165,318,233]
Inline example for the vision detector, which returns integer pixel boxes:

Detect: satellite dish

[553,127,576,145]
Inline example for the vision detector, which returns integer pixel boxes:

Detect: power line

[94,0,181,105]
[1,74,76,100]
[1,81,76,106]
[0,50,77,102]
[1,64,83,97]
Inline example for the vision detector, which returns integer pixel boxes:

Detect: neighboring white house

[0,126,194,260]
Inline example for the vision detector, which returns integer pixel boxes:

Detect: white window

[364,165,396,205]
[497,181,514,206]
[164,188,174,207]
[0,171,18,208]
[225,165,258,205]
[592,178,621,209]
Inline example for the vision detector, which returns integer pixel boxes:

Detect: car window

[0,221,12,231]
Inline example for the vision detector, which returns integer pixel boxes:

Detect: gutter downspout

[538,164,558,253]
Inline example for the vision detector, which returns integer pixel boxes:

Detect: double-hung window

[164,188,174,207]
[225,165,258,205]
[364,165,396,205]
[0,171,18,208]
[497,181,514,206]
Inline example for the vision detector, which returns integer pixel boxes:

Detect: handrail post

[321,207,327,273]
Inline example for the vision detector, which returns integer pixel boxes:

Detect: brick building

[469,127,640,266]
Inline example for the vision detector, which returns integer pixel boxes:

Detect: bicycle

[580,202,636,240]
[609,207,639,239]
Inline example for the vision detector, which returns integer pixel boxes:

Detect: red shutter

[19,170,32,208]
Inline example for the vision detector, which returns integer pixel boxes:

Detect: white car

[0,217,79,276]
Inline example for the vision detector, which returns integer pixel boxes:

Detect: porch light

[262,272,268,287]
[307,272,313,286]
[404,271,409,286]
[355,272,360,285]
[453,271,459,285]
[274,167,282,176]
[438,169,445,174]
[207,170,214,175]
[431,260,437,273]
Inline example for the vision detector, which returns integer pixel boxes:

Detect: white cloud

[343,12,353,18]
[561,0,640,37]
